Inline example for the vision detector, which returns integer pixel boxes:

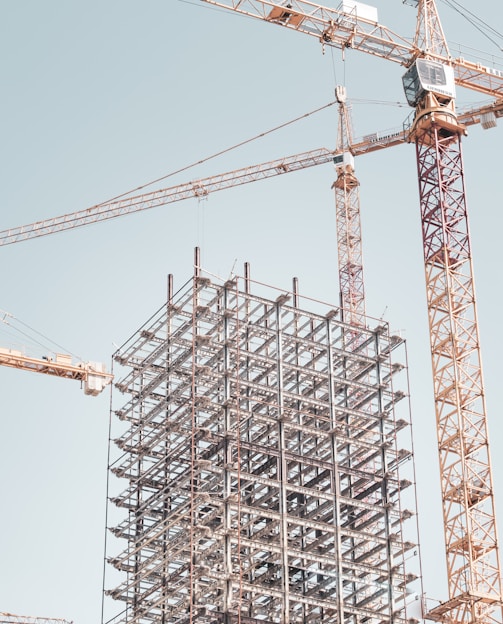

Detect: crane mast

[333,85,366,327]
[406,2,503,623]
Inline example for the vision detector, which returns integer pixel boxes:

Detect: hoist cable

[0,312,81,361]
[440,0,503,51]
[92,99,338,207]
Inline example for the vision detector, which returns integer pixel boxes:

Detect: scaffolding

[105,259,421,624]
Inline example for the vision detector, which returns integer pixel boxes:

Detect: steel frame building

[105,260,421,624]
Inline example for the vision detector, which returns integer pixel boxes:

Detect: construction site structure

[0,348,112,396]
[0,3,500,622]
[104,253,421,624]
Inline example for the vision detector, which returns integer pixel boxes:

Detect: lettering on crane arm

[362,130,403,145]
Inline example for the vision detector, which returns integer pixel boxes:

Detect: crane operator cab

[402,58,464,140]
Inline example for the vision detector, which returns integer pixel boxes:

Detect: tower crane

[194,2,503,624]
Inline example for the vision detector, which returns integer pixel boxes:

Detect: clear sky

[0,1,502,622]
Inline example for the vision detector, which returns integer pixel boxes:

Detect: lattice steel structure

[333,85,366,328]
[105,261,421,624]
[405,6,503,622]
[414,122,503,624]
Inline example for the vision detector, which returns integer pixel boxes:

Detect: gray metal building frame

[105,263,420,624]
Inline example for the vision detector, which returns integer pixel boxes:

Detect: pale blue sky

[0,1,502,622]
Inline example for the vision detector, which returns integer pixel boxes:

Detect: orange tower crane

[404,7,502,624]
[194,2,503,624]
